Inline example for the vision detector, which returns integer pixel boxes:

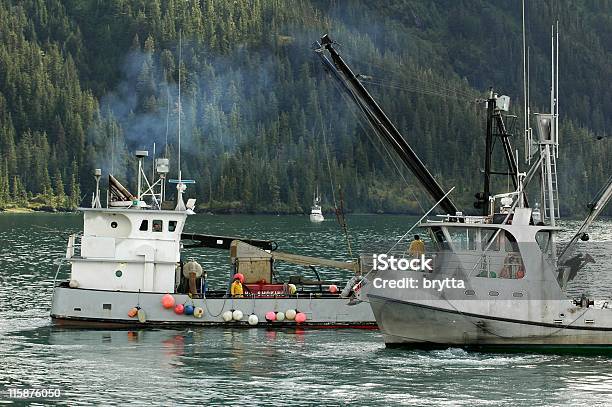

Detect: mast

[478,90,524,215]
[555,20,559,158]
[547,24,559,226]
[316,35,458,215]
[173,30,188,212]
[522,0,531,163]
[178,31,182,186]
[483,90,495,215]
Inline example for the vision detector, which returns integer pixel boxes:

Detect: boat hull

[50,286,376,328]
[309,214,324,222]
[369,294,612,350]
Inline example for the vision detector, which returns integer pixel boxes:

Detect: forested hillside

[0,0,609,215]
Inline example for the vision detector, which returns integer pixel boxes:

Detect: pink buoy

[328,284,338,293]
[161,294,175,309]
[295,312,307,324]
[265,311,277,321]
[174,304,185,315]
[233,273,245,284]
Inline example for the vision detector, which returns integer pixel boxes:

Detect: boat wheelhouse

[67,208,186,293]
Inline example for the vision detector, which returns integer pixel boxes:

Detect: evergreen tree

[69,160,80,209]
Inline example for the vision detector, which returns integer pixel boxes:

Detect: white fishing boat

[310,187,324,222]
[316,26,612,352]
[49,153,374,328]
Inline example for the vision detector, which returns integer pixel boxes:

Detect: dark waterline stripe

[368,294,612,332]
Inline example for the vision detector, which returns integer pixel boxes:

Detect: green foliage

[0,0,609,216]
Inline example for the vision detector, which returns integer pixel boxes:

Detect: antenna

[522,0,534,164]
[555,20,559,157]
[526,46,532,163]
[550,25,555,130]
[170,30,196,212]
[110,123,115,175]
[522,0,527,147]
[165,86,170,158]
[152,142,156,184]
[178,30,182,185]
[174,30,186,212]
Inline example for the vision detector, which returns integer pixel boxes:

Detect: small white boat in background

[310,187,324,222]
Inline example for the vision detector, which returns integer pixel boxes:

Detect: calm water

[0,213,611,406]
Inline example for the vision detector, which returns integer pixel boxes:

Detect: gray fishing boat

[315,27,612,352]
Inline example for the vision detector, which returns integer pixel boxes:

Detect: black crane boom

[316,34,458,215]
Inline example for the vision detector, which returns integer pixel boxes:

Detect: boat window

[535,231,551,253]
[468,229,477,250]
[477,230,525,279]
[168,220,177,232]
[500,252,525,279]
[139,220,148,231]
[481,229,500,251]
[110,221,118,229]
[152,220,163,232]
[429,227,449,251]
[448,228,476,250]
[505,231,519,253]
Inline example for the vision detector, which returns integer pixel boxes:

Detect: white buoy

[222,310,233,322]
[286,309,297,320]
[276,311,285,321]
[137,309,147,323]
[193,307,204,318]
[232,309,243,321]
[69,279,79,288]
[287,284,297,295]
[248,314,259,326]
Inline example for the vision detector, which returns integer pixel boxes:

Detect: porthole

[513,292,524,298]
[111,221,118,228]
[465,289,475,296]
[489,291,499,297]
[115,270,123,277]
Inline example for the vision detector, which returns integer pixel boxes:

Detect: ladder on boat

[541,145,560,220]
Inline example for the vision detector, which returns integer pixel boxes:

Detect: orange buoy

[127,307,139,318]
[161,294,175,309]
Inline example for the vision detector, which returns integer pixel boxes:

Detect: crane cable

[327,73,427,213]
[321,123,354,258]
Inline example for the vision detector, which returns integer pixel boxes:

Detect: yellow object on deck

[408,239,425,257]
[230,280,244,297]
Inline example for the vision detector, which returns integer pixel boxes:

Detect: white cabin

[66,208,187,293]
